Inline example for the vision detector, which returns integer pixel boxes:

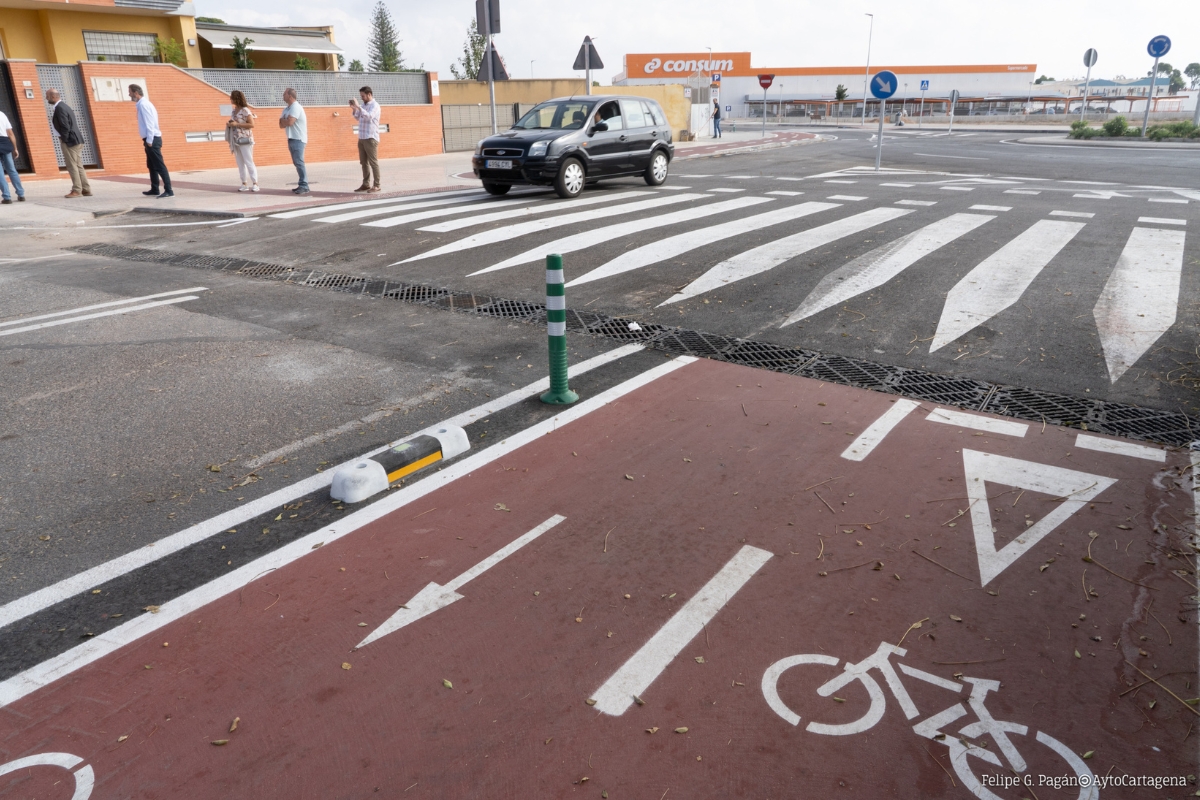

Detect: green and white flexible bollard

[540,253,578,405]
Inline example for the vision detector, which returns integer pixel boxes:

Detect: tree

[154,37,187,66]
[1187,63,1200,90]
[348,59,364,72]
[231,36,254,69]
[834,84,849,101]
[367,0,405,72]
[195,16,226,23]
[1034,74,1055,84]
[449,18,486,80]
[337,54,345,69]
[294,55,314,70]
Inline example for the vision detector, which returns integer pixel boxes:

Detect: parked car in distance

[472,95,675,199]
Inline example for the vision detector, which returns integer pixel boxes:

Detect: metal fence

[37,64,99,167]
[441,103,535,151]
[184,69,430,107]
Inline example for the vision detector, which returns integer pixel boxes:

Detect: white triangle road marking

[963,450,1116,586]
[373,191,644,231]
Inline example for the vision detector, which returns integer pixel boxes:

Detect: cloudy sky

[194,0,1200,84]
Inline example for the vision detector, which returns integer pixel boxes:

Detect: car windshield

[514,101,595,130]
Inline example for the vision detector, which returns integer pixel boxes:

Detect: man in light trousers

[279,88,309,195]
[45,88,91,198]
[350,86,381,192]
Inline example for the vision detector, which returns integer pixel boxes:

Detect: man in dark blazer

[45,88,91,198]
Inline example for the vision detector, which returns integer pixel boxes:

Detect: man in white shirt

[128,84,172,198]
[349,86,382,193]
[279,88,309,195]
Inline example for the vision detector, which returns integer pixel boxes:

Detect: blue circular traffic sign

[870,70,898,100]
[1147,35,1171,58]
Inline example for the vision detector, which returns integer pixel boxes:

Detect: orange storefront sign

[626,53,1035,78]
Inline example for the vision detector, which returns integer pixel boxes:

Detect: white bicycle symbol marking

[763,642,1098,800]
[0,752,94,800]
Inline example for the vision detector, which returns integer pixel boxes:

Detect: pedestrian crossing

[272,174,1196,385]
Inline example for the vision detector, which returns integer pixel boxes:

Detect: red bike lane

[1,358,1195,799]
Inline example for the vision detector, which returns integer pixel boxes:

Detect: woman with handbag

[225,90,259,193]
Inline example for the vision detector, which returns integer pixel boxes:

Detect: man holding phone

[349,86,381,193]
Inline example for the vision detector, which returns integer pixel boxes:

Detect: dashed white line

[1050,210,1094,219]
[1138,217,1186,226]
[0,296,199,338]
[926,407,1028,437]
[1074,434,1166,462]
[0,287,206,329]
[1004,189,1041,195]
[767,190,804,196]
[970,205,1012,212]
[940,186,974,192]
[880,183,915,188]
[897,200,937,206]
[1148,197,1187,204]
[707,188,745,193]
[828,195,867,201]
[841,399,921,460]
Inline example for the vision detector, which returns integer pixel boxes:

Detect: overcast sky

[194,0,1200,84]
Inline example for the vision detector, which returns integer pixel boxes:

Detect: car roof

[538,95,661,106]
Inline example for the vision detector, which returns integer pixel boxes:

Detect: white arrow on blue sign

[1147,35,1170,58]
[871,70,898,100]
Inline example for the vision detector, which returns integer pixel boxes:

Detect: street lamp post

[530,59,535,79]
[860,13,873,126]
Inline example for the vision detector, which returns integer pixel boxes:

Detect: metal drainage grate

[71,242,1199,447]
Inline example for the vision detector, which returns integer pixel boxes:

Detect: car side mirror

[591,121,609,134]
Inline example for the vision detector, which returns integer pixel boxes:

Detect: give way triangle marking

[962,450,1116,586]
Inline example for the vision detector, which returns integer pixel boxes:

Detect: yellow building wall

[0,9,50,62]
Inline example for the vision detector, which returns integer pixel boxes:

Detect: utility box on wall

[91,77,147,101]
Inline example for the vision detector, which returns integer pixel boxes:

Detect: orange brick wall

[11,62,443,178]
[6,60,62,178]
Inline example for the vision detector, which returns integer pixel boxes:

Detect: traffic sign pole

[1080,48,1098,123]
[868,70,898,173]
[874,104,884,171]
[1141,36,1171,137]
[947,89,959,135]
[758,74,774,138]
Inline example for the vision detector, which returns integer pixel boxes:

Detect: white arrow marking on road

[396,194,707,264]
[469,197,772,276]
[661,206,911,306]
[356,515,566,648]
[408,191,647,232]
[930,219,1085,352]
[568,202,839,287]
[591,544,773,715]
[963,450,1115,585]
[1093,226,1186,383]
[782,212,993,326]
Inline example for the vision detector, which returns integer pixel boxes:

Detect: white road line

[1073,192,1130,199]
[916,153,987,160]
[880,183,915,187]
[469,197,771,276]
[931,219,1085,352]
[269,188,485,219]
[0,344,645,633]
[1004,190,1040,195]
[1137,217,1186,226]
[215,218,257,228]
[725,176,756,179]
[62,219,242,229]
[926,408,1028,437]
[826,180,858,184]
[1093,226,1186,383]
[0,296,199,338]
[767,190,803,196]
[776,177,805,182]
[1148,198,1187,204]
[0,355,696,710]
[397,194,707,264]
[940,186,974,191]
[828,195,867,201]
[658,186,692,191]
[784,213,993,326]
[0,287,206,329]
[0,254,73,264]
[707,188,745,193]
[1075,434,1166,462]
[314,194,522,224]
[413,191,645,233]
[897,200,937,206]
[662,206,911,305]
[970,205,1011,212]
[568,201,839,287]
[841,399,921,461]
[1050,210,1094,218]
[590,544,772,716]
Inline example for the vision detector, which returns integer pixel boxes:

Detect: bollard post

[540,253,578,405]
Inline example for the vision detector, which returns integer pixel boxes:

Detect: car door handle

[619,135,627,141]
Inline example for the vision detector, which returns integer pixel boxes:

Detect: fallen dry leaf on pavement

[494,503,510,512]
[646,727,658,734]
[674,727,688,734]
[443,679,453,689]
[342,662,352,670]
[211,739,229,746]
[229,717,240,733]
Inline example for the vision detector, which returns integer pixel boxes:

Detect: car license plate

[485,159,513,170]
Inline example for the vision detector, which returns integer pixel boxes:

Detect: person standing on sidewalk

[128,84,172,198]
[0,109,26,204]
[349,86,381,193]
[225,90,259,193]
[279,88,309,195]
[711,100,722,138]
[45,89,91,198]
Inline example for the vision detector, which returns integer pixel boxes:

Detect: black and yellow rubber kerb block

[330,425,470,503]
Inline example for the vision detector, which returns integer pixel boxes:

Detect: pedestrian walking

[711,100,722,138]
[128,84,172,198]
[279,88,309,195]
[45,88,91,198]
[350,86,381,193]
[0,109,25,204]
[225,90,259,193]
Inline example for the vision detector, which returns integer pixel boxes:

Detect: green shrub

[1101,115,1127,137]
[1077,127,1099,139]
[1070,119,1089,131]
[1124,127,1142,137]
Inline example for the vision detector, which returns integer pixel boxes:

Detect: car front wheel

[554,158,585,199]
[482,182,510,196]
[644,150,669,186]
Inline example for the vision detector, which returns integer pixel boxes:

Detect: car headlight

[474,139,485,155]
[528,140,549,157]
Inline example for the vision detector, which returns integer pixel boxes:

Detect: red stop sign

[758,73,775,90]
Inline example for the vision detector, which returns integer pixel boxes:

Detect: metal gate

[441,103,527,152]
[36,64,99,167]
[0,63,30,172]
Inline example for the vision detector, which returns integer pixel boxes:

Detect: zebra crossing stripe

[411,191,647,233]
[316,194,531,225]
[660,206,912,306]
[566,202,840,287]
[468,197,772,276]
[930,220,1086,352]
[782,212,994,327]
[269,188,485,220]
[396,194,708,265]
[1093,227,1186,383]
